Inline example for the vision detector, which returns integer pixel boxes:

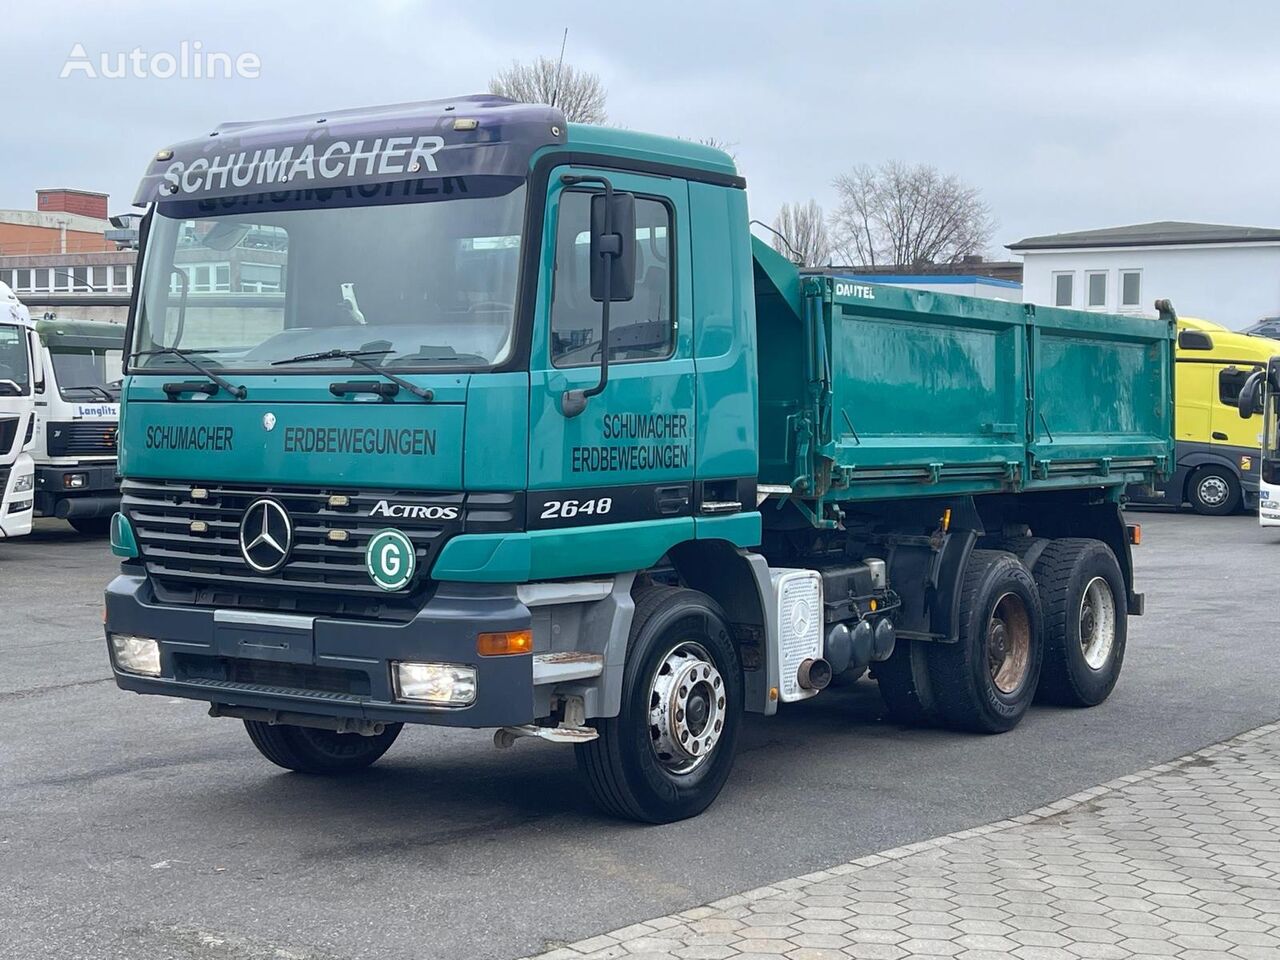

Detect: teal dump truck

[106,96,1174,822]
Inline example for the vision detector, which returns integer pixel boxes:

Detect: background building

[1009,221,1280,329]
[0,189,136,322]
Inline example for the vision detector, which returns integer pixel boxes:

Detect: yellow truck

[1134,316,1280,514]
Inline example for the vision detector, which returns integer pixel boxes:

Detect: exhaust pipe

[797,657,832,691]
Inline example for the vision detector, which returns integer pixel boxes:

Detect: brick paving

[523,722,1280,960]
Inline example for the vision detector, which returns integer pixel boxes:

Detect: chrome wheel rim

[1198,476,1229,506]
[987,592,1032,695]
[648,641,726,774]
[1079,576,1117,670]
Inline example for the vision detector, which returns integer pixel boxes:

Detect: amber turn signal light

[477,630,533,657]
[1127,524,1142,545]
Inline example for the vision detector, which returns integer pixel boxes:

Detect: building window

[1120,269,1141,308]
[1086,271,1107,309]
[110,265,130,292]
[239,262,283,293]
[1053,272,1074,307]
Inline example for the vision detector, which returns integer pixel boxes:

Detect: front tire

[927,550,1043,733]
[69,516,112,536]
[576,586,743,823]
[1187,466,1240,515]
[1032,539,1127,707]
[244,720,402,774]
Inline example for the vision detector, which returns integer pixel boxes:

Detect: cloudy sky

[3,0,1279,255]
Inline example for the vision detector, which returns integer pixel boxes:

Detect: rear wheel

[1032,539,1127,707]
[927,550,1043,733]
[243,720,402,774]
[69,517,112,536]
[1187,465,1240,515]
[576,586,743,823]
[873,639,939,726]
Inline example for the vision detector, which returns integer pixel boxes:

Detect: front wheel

[927,550,1044,733]
[69,516,112,536]
[1187,466,1240,516]
[244,720,402,774]
[576,586,743,823]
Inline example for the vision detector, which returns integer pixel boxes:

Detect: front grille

[0,464,10,494]
[46,421,118,457]
[122,478,520,614]
[174,654,371,698]
[0,417,16,456]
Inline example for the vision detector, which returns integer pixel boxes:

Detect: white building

[1008,221,1280,330]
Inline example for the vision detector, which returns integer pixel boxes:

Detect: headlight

[1263,500,1279,510]
[110,634,162,676]
[12,473,33,493]
[393,661,476,705]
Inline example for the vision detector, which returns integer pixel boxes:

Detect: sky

[3,0,1280,257]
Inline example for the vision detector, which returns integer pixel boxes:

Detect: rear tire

[69,517,112,536]
[576,586,743,823]
[1032,539,1127,707]
[873,639,940,726]
[243,720,402,774]
[1187,466,1240,515]
[927,550,1043,733]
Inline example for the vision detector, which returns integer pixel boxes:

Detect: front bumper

[35,463,119,518]
[0,453,34,539]
[105,573,536,728]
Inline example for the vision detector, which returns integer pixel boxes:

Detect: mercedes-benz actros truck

[104,96,1173,822]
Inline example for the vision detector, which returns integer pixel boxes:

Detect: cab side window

[1218,367,1255,408]
[551,190,674,367]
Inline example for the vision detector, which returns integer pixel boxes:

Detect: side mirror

[28,330,44,392]
[590,191,636,303]
[1238,370,1264,419]
[1178,329,1214,351]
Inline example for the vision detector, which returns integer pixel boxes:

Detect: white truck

[0,284,36,540]
[29,317,124,535]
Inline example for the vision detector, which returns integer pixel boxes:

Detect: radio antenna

[551,28,568,109]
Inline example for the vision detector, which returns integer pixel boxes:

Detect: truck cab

[30,318,124,535]
[1139,316,1280,514]
[0,312,37,540]
[1239,355,1280,527]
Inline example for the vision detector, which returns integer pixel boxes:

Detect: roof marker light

[453,118,479,131]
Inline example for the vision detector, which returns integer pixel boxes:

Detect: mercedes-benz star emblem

[262,412,277,431]
[239,499,293,574]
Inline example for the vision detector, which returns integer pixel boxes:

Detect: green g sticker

[366,529,416,591]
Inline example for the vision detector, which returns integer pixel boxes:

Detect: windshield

[51,346,123,400]
[0,324,30,395]
[131,177,526,372]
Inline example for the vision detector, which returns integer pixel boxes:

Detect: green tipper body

[754,240,1175,511]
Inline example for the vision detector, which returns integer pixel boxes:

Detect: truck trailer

[105,96,1174,822]
[30,318,124,534]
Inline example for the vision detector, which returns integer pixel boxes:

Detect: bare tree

[692,136,737,159]
[489,56,607,124]
[772,200,830,267]
[828,161,994,268]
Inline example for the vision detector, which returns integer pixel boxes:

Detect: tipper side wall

[752,240,1174,506]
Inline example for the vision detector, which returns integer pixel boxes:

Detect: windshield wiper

[62,385,115,402]
[131,347,247,400]
[271,348,434,402]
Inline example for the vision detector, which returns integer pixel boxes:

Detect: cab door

[526,166,695,551]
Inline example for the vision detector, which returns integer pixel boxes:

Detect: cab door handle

[1212,431,1228,441]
